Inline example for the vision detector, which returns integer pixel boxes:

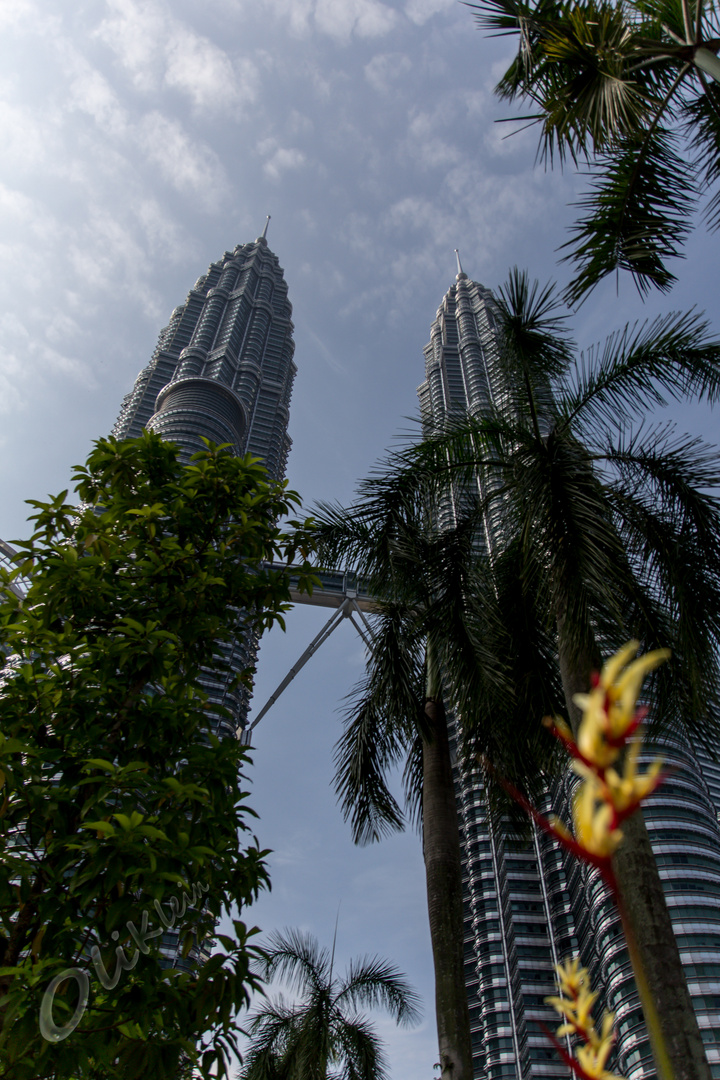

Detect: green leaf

[80,820,116,837]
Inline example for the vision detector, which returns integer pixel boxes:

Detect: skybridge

[242,566,377,743]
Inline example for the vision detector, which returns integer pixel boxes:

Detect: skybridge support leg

[240,597,372,746]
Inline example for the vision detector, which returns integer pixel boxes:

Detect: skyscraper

[112,225,296,743]
[418,265,720,1080]
[110,228,297,975]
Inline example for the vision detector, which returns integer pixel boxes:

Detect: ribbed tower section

[418,269,720,1079]
[111,232,296,747]
[113,232,295,481]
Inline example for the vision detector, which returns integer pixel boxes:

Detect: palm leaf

[495,268,575,387]
[533,1,663,161]
[335,956,421,1025]
[557,309,720,437]
[333,604,424,846]
[607,481,720,745]
[682,78,720,228]
[257,929,330,997]
[333,1016,387,1080]
[561,125,697,302]
[599,424,720,742]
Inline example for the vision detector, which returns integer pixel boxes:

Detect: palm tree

[321,269,720,1080]
[469,0,720,302]
[315,467,566,1080]
[238,928,420,1080]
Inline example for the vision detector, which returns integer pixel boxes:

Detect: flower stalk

[521,642,675,1080]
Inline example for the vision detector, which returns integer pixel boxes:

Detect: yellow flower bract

[540,644,671,1080]
[547,958,626,1080]
[573,641,670,769]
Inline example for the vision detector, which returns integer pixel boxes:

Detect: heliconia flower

[546,959,625,1080]
[572,772,624,858]
[532,647,670,1080]
[602,742,665,817]
[575,1039,620,1080]
[573,641,670,768]
[553,955,584,996]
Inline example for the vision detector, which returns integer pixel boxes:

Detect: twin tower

[116,234,720,1080]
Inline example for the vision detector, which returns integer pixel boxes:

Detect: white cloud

[0,305,94,422]
[135,199,193,260]
[386,194,458,250]
[0,346,26,418]
[136,112,230,205]
[0,101,53,172]
[257,138,307,181]
[95,0,166,93]
[44,311,83,346]
[0,184,43,229]
[261,0,315,37]
[287,109,314,136]
[405,108,463,168]
[96,0,258,113]
[0,0,45,32]
[315,0,398,39]
[265,148,307,180]
[339,211,376,256]
[165,27,259,110]
[404,0,456,25]
[262,0,397,40]
[63,50,128,137]
[364,52,412,93]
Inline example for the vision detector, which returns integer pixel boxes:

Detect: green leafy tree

[314,479,565,1080]
[239,928,420,1080]
[0,432,314,1080]
[470,0,720,301]
[322,270,720,1080]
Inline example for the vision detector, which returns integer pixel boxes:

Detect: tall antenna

[455,248,465,276]
[262,214,271,239]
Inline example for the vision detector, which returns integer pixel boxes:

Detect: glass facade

[418,271,720,1079]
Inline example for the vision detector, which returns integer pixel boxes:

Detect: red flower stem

[539,1024,595,1080]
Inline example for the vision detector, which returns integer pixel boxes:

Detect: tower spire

[455,249,467,280]
[262,214,271,239]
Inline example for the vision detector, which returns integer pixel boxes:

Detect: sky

[1,0,718,1076]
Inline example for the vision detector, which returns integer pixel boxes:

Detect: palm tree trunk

[557,626,711,1080]
[422,691,474,1080]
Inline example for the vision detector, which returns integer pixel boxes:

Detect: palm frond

[472,0,670,161]
[257,929,330,997]
[368,415,518,517]
[333,606,424,846]
[335,957,422,1026]
[515,428,629,670]
[603,423,720,536]
[561,125,697,303]
[333,1016,387,1080]
[334,695,409,846]
[558,309,720,436]
[494,268,575,390]
[534,1,663,161]
[682,78,720,228]
[240,1002,300,1080]
[605,477,720,746]
[243,932,417,1080]
[401,733,424,833]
